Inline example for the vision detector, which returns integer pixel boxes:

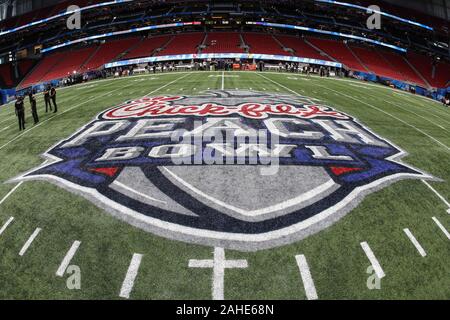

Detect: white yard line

[0,125,10,133]
[415,108,450,126]
[403,228,427,257]
[256,73,449,152]
[349,83,371,89]
[0,216,14,236]
[56,240,81,277]
[432,217,450,240]
[295,254,318,300]
[0,182,23,206]
[319,88,450,151]
[360,242,385,279]
[19,228,42,256]
[0,85,131,152]
[221,71,225,90]
[144,73,191,98]
[422,180,450,214]
[387,92,450,124]
[369,95,448,132]
[343,86,449,132]
[0,116,14,126]
[119,253,143,299]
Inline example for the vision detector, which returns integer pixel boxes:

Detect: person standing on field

[50,86,58,113]
[28,92,39,124]
[15,96,25,131]
[44,86,52,112]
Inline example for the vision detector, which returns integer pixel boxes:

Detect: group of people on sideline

[14,86,58,131]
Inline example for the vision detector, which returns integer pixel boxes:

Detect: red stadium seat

[276,35,325,60]
[19,47,96,88]
[17,59,37,80]
[80,38,139,71]
[243,33,286,55]
[123,36,172,59]
[350,46,403,79]
[202,33,244,53]
[156,33,204,56]
[376,50,428,87]
[19,52,64,88]
[407,53,450,88]
[14,31,449,91]
[40,47,96,82]
[307,37,367,72]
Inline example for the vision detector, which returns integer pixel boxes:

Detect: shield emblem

[13,90,433,251]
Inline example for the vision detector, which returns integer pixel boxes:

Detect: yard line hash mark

[422,180,450,214]
[0,182,23,206]
[0,126,10,133]
[432,217,450,240]
[119,253,143,299]
[295,254,318,300]
[19,228,42,256]
[0,216,14,236]
[56,241,81,277]
[403,228,426,257]
[360,242,385,279]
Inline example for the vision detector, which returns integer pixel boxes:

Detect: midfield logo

[13,91,433,251]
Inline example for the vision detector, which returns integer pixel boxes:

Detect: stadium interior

[0,0,449,100]
[0,0,449,303]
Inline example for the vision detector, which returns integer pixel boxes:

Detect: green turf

[0,71,448,299]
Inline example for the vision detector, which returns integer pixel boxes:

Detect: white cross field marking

[189,247,248,300]
[432,217,450,240]
[360,241,385,279]
[403,228,427,257]
[0,216,14,236]
[422,180,450,214]
[19,228,42,256]
[295,254,318,300]
[119,253,143,299]
[56,240,81,277]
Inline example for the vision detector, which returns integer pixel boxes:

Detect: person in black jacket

[15,96,25,131]
[44,86,52,112]
[50,86,58,113]
[28,92,39,124]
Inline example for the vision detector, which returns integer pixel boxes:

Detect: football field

[0,71,448,299]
